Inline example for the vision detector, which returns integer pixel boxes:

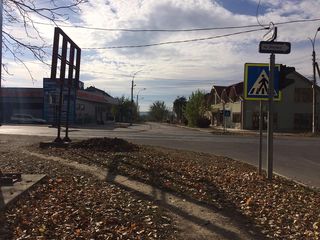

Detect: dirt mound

[71,137,138,152]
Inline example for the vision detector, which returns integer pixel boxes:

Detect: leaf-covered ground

[33,137,320,240]
[0,137,176,239]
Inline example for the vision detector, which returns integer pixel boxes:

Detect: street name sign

[259,41,291,54]
[244,63,281,101]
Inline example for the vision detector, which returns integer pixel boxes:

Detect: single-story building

[76,86,118,124]
[1,88,43,122]
[207,70,320,131]
[1,78,118,125]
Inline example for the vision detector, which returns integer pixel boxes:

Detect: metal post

[223,103,226,132]
[312,49,317,133]
[267,53,275,180]
[0,0,3,125]
[136,94,139,110]
[130,77,134,126]
[54,38,68,143]
[63,46,75,142]
[259,100,263,175]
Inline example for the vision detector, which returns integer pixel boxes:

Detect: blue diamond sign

[244,63,281,101]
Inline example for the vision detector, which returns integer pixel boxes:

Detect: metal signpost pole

[259,100,263,175]
[312,49,316,133]
[0,0,3,125]
[267,53,275,180]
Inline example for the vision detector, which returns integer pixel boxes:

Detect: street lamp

[308,27,320,134]
[130,70,142,125]
[136,88,146,111]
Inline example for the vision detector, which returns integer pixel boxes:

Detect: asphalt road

[0,122,319,189]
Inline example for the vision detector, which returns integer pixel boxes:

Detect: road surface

[0,122,319,189]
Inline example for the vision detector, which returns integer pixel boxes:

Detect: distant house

[76,86,118,124]
[43,78,119,124]
[208,70,320,131]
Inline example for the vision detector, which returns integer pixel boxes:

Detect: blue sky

[3,0,320,111]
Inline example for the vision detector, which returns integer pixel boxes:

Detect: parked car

[10,114,47,124]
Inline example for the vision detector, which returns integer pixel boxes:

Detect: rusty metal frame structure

[50,27,81,143]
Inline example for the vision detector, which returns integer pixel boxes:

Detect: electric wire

[33,21,265,31]
[82,28,266,49]
[32,17,320,32]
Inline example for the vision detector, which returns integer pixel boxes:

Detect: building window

[294,88,312,103]
[232,113,241,123]
[294,113,312,130]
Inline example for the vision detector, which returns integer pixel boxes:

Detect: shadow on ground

[105,157,267,240]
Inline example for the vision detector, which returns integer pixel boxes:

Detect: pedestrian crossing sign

[244,63,281,101]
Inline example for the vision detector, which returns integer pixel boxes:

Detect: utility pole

[130,76,134,126]
[309,27,320,134]
[130,70,141,125]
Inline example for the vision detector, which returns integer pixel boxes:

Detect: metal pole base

[63,137,72,142]
[54,137,63,143]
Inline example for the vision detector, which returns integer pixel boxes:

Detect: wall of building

[1,89,43,122]
[209,101,242,129]
[224,101,242,129]
[76,99,114,124]
[243,73,320,131]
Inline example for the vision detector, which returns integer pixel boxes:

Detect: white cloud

[2,0,320,110]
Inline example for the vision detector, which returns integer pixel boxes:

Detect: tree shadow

[104,158,267,240]
[0,184,13,239]
[0,184,5,210]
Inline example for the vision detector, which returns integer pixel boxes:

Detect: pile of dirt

[71,137,138,152]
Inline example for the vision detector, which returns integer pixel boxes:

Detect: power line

[33,21,264,32]
[82,28,266,49]
[32,17,320,32]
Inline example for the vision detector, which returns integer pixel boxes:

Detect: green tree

[112,96,137,122]
[185,90,208,127]
[173,96,187,123]
[149,101,169,122]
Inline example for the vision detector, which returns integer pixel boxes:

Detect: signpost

[244,63,281,101]
[258,39,291,180]
[259,41,291,54]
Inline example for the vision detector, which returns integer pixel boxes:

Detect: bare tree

[2,0,87,80]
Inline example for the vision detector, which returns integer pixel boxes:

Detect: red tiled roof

[77,90,105,103]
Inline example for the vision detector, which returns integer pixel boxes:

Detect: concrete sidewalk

[174,123,317,138]
[0,174,46,210]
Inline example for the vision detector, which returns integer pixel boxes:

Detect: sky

[3,0,320,111]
